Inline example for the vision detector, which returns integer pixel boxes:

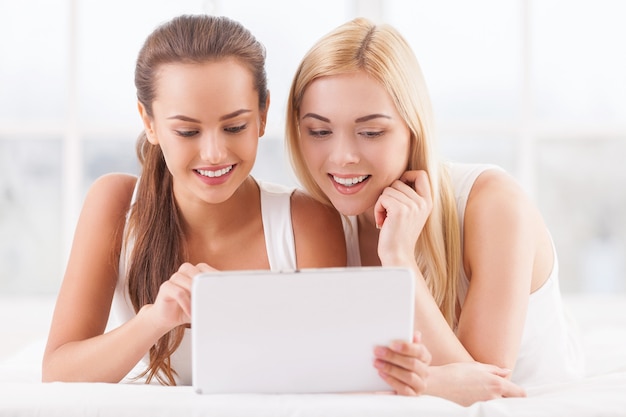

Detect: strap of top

[258,180,297,271]
[341,215,361,267]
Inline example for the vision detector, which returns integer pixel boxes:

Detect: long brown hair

[285,18,461,328]
[126,14,268,385]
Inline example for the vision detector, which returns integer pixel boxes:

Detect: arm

[374,170,474,364]
[370,170,536,399]
[43,173,147,382]
[425,362,526,406]
[375,170,543,370]
[42,174,213,382]
[290,190,347,268]
[456,169,548,370]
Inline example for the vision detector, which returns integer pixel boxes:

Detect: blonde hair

[285,18,461,327]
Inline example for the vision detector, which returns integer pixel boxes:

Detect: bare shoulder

[64,172,138,284]
[86,173,137,209]
[290,189,336,217]
[290,190,342,232]
[463,167,551,287]
[464,168,542,263]
[466,169,537,222]
[290,190,346,268]
[75,173,138,250]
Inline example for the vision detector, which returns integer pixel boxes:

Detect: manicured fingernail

[374,346,386,357]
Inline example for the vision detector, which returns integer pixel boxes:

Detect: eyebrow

[301,113,330,123]
[355,114,392,123]
[166,109,252,123]
[220,109,252,121]
[301,112,392,123]
[167,114,201,123]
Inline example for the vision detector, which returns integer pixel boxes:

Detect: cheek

[246,138,259,155]
[237,133,260,159]
[400,143,411,170]
[393,135,411,165]
[380,139,410,178]
[299,140,321,170]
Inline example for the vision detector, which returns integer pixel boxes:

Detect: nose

[199,132,227,164]
[328,133,360,166]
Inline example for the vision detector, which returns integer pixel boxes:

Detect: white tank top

[342,162,585,387]
[111,179,296,385]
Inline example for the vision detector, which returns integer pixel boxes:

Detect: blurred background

[1,0,625,296]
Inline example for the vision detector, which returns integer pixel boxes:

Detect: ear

[137,101,158,144]
[258,91,270,138]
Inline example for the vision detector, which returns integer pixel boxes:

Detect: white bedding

[1,294,626,416]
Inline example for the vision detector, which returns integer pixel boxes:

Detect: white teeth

[332,175,369,186]
[197,165,233,178]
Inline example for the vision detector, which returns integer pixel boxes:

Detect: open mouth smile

[195,165,234,178]
[331,174,370,187]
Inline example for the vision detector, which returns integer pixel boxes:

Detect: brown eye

[308,129,332,138]
[175,130,199,137]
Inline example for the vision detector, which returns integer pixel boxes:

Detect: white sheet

[2,374,626,417]
[1,294,626,416]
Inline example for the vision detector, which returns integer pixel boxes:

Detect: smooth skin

[42,60,346,382]
[298,71,536,403]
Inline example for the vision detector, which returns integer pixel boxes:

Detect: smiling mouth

[195,165,234,178]
[331,174,370,187]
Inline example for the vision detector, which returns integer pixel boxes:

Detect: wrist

[136,303,172,338]
[378,248,416,268]
[422,365,447,397]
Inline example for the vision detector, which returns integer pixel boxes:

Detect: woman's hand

[374,170,432,266]
[373,332,432,396]
[426,362,527,406]
[146,262,215,332]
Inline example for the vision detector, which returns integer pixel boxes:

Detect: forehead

[300,71,398,118]
[153,59,258,110]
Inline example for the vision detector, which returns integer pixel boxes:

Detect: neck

[177,176,260,236]
[357,210,382,266]
[174,176,268,269]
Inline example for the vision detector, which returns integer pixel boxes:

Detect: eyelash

[225,124,247,134]
[307,129,384,139]
[360,131,384,138]
[175,130,199,138]
[174,124,247,137]
[308,129,331,138]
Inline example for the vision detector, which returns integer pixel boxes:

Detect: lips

[195,165,234,178]
[194,164,236,186]
[331,174,370,187]
[329,173,370,195]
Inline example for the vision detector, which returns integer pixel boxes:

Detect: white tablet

[191,267,414,394]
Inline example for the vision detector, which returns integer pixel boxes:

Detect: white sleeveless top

[111,179,297,385]
[342,162,585,387]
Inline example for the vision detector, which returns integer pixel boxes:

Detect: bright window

[1,0,624,293]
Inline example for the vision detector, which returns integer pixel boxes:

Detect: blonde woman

[286,17,584,404]
[43,15,346,386]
